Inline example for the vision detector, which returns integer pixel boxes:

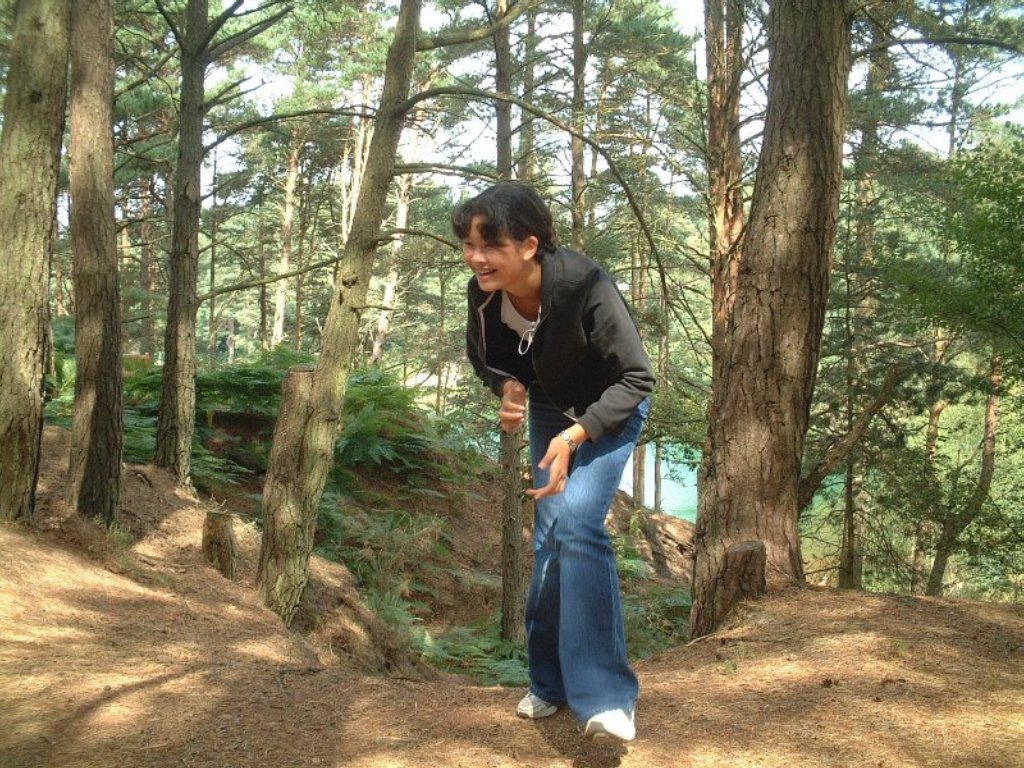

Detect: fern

[414,618,530,687]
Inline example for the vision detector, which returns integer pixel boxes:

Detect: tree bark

[68,0,123,525]
[836,17,892,589]
[0,0,70,523]
[257,0,422,625]
[494,0,514,179]
[691,0,852,638]
[258,208,270,350]
[630,233,649,506]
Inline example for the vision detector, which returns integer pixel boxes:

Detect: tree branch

[798,365,903,511]
[194,228,451,307]
[206,5,292,63]
[204,75,257,112]
[154,0,183,48]
[197,254,342,305]
[400,85,666,298]
[204,0,246,51]
[207,107,369,151]
[393,162,501,181]
[854,36,1023,60]
[417,0,534,51]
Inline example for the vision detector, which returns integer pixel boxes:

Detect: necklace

[518,308,541,355]
[501,292,542,355]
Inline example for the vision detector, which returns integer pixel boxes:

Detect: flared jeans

[525,386,649,724]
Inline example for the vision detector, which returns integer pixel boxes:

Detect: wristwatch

[558,429,579,453]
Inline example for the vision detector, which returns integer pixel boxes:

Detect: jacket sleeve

[465,281,510,399]
[576,273,656,443]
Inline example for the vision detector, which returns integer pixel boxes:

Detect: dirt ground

[2,428,1023,768]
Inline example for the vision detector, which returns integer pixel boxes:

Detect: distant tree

[896,128,1024,594]
[0,0,70,522]
[940,128,1024,359]
[153,0,290,487]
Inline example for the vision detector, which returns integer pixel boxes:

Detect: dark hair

[451,182,557,255]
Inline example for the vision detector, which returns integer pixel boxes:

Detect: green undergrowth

[615,533,693,657]
[416,618,530,687]
[47,347,690,683]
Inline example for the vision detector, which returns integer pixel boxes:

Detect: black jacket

[466,246,655,443]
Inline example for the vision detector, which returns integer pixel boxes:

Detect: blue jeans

[524,386,649,724]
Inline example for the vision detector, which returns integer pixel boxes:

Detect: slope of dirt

[2,429,1023,768]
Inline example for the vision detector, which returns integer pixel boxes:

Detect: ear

[522,235,540,261]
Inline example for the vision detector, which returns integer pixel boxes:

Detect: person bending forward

[456,182,655,743]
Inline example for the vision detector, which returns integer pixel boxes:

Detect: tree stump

[690,539,767,638]
[202,509,236,579]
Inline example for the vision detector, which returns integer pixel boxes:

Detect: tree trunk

[370,166,413,364]
[293,192,309,349]
[837,459,863,588]
[494,0,514,178]
[516,7,538,181]
[154,0,287,483]
[837,18,891,590]
[67,0,122,525]
[912,369,948,592]
[272,140,301,347]
[925,353,1002,596]
[654,307,668,514]
[499,405,526,645]
[139,177,157,357]
[258,209,270,350]
[632,442,646,506]
[653,441,664,513]
[0,0,70,523]
[691,0,851,638]
[434,269,449,413]
[569,0,587,249]
[155,0,207,487]
[491,2,528,641]
[705,0,745,359]
[630,233,649,506]
[226,317,237,364]
[257,0,421,625]
[207,151,219,367]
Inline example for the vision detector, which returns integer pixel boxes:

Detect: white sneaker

[516,692,559,719]
[583,709,636,742]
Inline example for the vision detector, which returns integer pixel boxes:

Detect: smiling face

[462,214,540,297]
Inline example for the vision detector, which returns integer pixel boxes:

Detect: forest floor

[2,428,1024,768]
